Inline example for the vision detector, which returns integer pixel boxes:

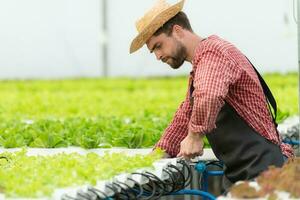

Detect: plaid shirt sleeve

[154,76,193,157]
[189,51,242,134]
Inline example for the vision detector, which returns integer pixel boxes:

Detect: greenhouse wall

[0,0,297,79]
[0,0,102,79]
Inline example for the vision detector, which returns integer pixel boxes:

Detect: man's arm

[178,51,241,159]
[154,76,194,157]
[189,52,241,133]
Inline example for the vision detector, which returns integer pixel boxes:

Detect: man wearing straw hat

[130,0,293,189]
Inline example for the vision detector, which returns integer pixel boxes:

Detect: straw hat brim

[130,0,185,54]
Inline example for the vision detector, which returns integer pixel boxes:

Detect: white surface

[0,0,102,79]
[277,116,299,136]
[0,0,297,79]
[0,147,217,160]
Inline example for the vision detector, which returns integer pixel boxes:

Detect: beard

[164,39,187,69]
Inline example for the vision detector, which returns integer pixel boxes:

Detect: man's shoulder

[193,35,239,67]
[204,35,234,54]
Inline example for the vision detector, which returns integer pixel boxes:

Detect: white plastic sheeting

[0,0,102,79]
[0,0,297,79]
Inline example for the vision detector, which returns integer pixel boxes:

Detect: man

[130,0,294,188]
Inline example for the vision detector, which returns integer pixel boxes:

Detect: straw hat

[130,0,185,54]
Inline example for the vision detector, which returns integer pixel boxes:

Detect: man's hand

[177,131,204,160]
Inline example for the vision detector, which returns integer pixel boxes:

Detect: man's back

[191,35,293,158]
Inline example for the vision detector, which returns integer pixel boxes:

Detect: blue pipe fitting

[195,162,206,173]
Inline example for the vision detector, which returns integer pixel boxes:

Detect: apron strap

[245,57,278,128]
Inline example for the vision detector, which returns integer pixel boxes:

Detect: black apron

[190,59,284,190]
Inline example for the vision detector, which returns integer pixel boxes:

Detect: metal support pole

[101,0,108,77]
[297,0,300,156]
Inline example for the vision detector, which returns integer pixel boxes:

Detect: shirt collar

[191,35,218,69]
[191,38,207,67]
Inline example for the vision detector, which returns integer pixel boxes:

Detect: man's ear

[172,25,184,38]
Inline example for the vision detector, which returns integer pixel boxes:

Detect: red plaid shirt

[155,35,294,158]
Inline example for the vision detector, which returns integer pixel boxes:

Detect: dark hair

[154,11,193,36]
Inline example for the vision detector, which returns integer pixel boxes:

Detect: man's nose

[155,51,162,61]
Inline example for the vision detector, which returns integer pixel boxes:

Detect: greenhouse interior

[0,0,299,199]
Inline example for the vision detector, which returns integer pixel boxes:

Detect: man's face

[146,33,187,69]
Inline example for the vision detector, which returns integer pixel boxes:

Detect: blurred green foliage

[0,73,297,148]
